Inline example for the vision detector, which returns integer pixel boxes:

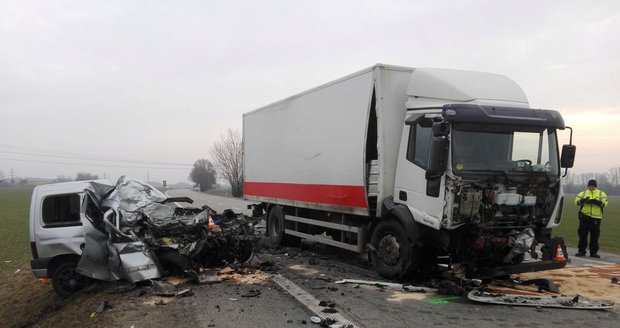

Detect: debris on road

[467,289,614,310]
[612,277,619,285]
[90,300,112,318]
[240,289,261,298]
[335,279,436,293]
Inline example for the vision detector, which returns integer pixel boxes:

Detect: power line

[0,157,190,170]
[0,144,193,167]
[0,149,191,167]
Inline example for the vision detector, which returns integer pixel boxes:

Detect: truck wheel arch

[380,198,421,244]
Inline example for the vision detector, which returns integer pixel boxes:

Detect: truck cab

[387,69,575,277]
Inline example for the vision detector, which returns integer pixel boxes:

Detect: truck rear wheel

[266,205,300,248]
[370,219,416,280]
[52,260,90,298]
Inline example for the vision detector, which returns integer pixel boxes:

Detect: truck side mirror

[426,122,449,197]
[426,137,449,180]
[560,144,576,168]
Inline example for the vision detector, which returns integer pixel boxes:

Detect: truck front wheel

[370,219,416,280]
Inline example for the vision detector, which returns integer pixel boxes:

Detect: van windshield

[451,127,559,175]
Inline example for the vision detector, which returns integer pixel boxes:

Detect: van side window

[406,123,432,169]
[42,194,81,227]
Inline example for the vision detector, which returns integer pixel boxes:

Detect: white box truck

[243,64,576,279]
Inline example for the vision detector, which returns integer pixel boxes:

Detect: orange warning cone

[207,215,219,232]
[553,244,566,262]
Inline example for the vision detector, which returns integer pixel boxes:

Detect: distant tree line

[564,167,620,195]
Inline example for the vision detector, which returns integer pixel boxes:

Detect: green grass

[554,194,620,254]
[0,186,33,276]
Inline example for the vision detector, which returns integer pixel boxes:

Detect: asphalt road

[165,190,620,328]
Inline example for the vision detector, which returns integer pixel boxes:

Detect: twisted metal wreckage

[76,177,257,284]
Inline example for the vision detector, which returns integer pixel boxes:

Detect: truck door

[394,118,446,230]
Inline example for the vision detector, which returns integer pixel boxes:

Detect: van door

[394,119,446,230]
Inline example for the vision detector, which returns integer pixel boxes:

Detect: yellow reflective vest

[574,189,608,219]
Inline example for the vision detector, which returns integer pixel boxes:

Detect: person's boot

[575,251,586,257]
[590,253,601,258]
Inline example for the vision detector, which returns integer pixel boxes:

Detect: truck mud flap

[471,260,567,279]
[467,290,614,310]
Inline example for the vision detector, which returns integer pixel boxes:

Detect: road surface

[159,190,619,328]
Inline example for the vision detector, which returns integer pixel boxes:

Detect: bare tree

[579,173,593,188]
[563,171,577,193]
[189,159,217,192]
[76,172,99,181]
[609,167,620,194]
[595,172,612,192]
[210,128,243,197]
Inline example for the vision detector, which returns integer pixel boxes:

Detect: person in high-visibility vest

[574,179,608,258]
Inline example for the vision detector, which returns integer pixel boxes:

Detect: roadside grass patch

[0,186,33,276]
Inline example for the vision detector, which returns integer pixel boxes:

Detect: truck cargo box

[243,65,413,216]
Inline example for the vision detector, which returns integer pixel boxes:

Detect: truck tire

[370,219,416,280]
[266,205,300,248]
[52,260,90,298]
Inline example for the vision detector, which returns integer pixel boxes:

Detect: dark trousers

[578,213,601,255]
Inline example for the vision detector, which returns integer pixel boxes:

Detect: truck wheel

[370,219,415,280]
[52,261,90,298]
[266,205,300,248]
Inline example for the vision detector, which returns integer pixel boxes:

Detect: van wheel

[266,205,300,248]
[52,261,90,298]
[370,219,416,280]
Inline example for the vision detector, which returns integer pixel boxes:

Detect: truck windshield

[451,127,559,175]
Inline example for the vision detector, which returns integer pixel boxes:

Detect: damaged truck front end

[420,104,575,278]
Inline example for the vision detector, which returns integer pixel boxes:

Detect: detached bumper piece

[467,290,614,310]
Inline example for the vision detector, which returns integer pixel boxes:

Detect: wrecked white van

[30,177,255,297]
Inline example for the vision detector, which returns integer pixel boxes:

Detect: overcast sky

[1,0,619,184]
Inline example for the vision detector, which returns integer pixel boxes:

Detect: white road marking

[271,274,360,328]
[568,257,614,266]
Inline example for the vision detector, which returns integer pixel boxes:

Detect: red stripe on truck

[244,182,368,208]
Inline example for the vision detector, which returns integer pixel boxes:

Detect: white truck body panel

[244,65,413,216]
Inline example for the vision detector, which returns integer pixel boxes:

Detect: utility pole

[10,168,15,184]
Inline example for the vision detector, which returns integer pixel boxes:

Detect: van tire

[52,260,90,298]
[370,219,416,280]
